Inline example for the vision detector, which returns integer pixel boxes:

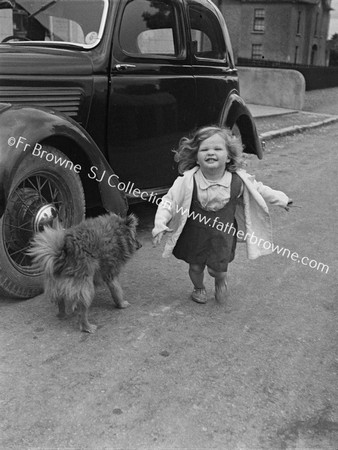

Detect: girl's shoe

[215,280,228,304]
[191,288,207,304]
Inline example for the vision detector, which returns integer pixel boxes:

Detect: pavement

[247,86,338,141]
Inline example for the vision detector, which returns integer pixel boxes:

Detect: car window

[0,0,109,48]
[188,3,227,61]
[119,0,180,57]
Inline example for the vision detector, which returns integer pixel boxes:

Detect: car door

[187,0,238,127]
[108,0,196,192]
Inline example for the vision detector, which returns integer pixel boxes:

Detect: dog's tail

[27,225,66,277]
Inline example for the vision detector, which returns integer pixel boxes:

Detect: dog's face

[125,213,142,250]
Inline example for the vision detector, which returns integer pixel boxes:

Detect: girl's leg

[207,267,228,303]
[189,263,205,289]
[189,264,207,303]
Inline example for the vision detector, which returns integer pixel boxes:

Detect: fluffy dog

[27,213,140,333]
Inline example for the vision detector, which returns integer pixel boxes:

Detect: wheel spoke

[5,237,19,249]
[3,168,80,274]
[47,179,57,201]
[9,250,25,266]
[6,217,32,231]
[11,189,35,217]
[8,224,33,232]
[26,177,38,191]
[35,176,49,202]
[26,176,41,198]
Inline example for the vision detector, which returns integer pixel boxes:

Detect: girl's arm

[152,176,183,240]
[249,175,290,208]
[152,202,173,242]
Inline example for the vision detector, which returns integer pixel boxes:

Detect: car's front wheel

[0,147,85,299]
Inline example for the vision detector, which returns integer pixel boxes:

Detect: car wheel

[0,146,85,299]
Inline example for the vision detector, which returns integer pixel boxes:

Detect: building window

[251,43,263,59]
[311,44,318,65]
[294,46,298,63]
[296,11,301,35]
[314,12,319,36]
[253,9,265,32]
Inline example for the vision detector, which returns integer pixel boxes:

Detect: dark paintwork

[0,0,262,217]
[0,105,128,217]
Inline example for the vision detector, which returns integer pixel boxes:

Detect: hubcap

[34,204,58,232]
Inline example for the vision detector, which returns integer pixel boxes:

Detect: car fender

[0,103,128,218]
[220,92,264,160]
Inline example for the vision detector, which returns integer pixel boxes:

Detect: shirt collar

[195,168,231,190]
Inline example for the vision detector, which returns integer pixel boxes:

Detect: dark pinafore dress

[173,172,242,272]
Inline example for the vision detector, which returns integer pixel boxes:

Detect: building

[217,0,332,66]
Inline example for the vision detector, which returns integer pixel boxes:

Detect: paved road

[1,123,338,449]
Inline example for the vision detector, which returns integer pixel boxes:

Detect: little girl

[152,125,292,304]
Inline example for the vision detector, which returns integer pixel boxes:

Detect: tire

[0,146,85,299]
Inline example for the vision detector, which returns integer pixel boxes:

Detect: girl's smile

[197,134,230,179]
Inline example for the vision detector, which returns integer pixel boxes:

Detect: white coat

[152,167,289,260]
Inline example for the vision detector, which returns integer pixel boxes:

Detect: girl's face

[197,133,230,176]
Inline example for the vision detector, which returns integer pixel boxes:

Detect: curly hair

[173,125,245,174]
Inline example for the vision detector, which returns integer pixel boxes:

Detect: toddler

[152,126,292,304]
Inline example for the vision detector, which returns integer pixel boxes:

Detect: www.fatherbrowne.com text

[8,136,329,274]
[164,201,329,274]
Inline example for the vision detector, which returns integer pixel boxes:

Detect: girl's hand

[152,231,165,246]
[285,199,301,211]
[285,199,293,211]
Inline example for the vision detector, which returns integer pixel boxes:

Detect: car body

[0,0,263,298]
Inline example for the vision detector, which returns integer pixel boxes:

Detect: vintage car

[0,0,263,299]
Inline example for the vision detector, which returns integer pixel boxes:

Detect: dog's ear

[125,213,139,228]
